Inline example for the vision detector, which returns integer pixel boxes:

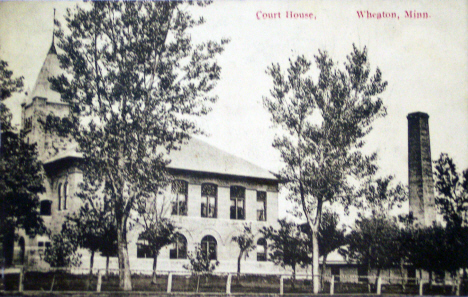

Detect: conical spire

[27,8,62,104]
[48,8,57,55]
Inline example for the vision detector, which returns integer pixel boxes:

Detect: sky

[1,0,467,219]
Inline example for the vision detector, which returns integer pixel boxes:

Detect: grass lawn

[3,272,467,295]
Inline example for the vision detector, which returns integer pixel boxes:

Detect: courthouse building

[14,40,281,274]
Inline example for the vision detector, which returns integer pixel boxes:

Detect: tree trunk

[89,250,95,276]
[106,256,110,279]
[312,228,320,293]
[237,252,242,277]
[117,225,132,290]
[374,268,381,289]
[152,252,159,284]
[321,254,328,289]
[88,250,95,290]
[399,258,406,291]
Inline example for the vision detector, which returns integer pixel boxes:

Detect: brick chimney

[407,112,436,227]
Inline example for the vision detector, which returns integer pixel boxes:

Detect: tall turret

[407,112,436,227]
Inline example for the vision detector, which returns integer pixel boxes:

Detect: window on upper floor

[257,238,267,261]
[170,234,187,259]
[230,186,245,220]
[201,235,217,261]
[58,183,62,210]
[40,200,52,216]
[257,191,267,221]
[201,183,217,218]
[63,182,68,210]
[171,180,188,216]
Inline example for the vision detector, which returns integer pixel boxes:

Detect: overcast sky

[1,0,467,219]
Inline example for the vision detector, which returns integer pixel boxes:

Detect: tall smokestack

[407,112,436,227]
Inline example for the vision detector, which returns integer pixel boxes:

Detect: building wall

[18,95,282,274]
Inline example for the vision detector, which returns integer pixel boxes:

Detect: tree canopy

[0,58,46,267]
[50,1,228,289]
[433,153,468,227]
[261,219,310,278]
[263,45,387,292]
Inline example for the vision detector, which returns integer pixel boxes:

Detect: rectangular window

[137,240,152,259]
[257,191,267,221]
[171,180,188,216]
[358,266,368,283]
[230,186,245,220]
[201,184,217,218]
[331,266,340,282]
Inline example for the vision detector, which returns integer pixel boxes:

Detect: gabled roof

[168,138,277,181]
[26,43,63,105]
[44,138,277,181]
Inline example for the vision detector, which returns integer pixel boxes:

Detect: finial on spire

[48,8,57,55]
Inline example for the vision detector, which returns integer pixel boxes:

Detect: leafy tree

[354,175,407,216]
[263,45,387,292]
[44,233,81,268]
[136,194,177,284]
[63,197,117,281]
[261,219,310,279]
[231,224,256,277]
[183,244,219,275]
[433,153,468,227]
[318,211,345,286]
[404,223,468,289]
[0,59,23,101]
[343,216,401,287]
[0,58,46,267]
[50,1,228,290]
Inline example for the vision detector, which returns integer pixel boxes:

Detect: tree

[261,219,310,280]
[231,224,256,277]
[263,45,387,292]
[183,244,219,275]
[50,1,228,290]
[63,197,117,284]
[0,59,23,101]
[433,153,468,227]
[343,216,401,289]
[317,210,345,286]
[0,58,46,267]
[43,233,81,268]
[136,194,177,284]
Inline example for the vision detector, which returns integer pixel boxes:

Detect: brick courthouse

[14,40,281,274]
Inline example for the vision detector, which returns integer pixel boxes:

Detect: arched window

[171,180,188,216]
[170,234,187,259]
[230,186,245,220]
[201,235,217,260]
[40,200,52,216]
[58,183,62,210]
[201,184,217,218]
[257,238,267,261]
[63,182,68,210]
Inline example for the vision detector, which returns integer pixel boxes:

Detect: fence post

[18,268,24,293]
[96,270,102,292]
[377,276,382,295]
[419,279,424,296]
[330,275,334,295]
[167,273,172,293]
[226,274,231,294]
[280,275,284,295]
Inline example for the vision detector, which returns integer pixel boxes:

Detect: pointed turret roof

[26,41,62,105]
